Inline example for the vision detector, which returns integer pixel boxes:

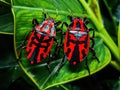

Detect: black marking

[66,48,71,57]
[70,44,80,65]
[27,31,53,62]
[76,21,80,28]
[66,33,70,47]
[29,47,38,61]
[40,53,44,61]
[69,22,73,27]
[82,49,86,59]
[84,35,88,48]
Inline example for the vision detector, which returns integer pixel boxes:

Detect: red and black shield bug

[61,16,99,74]
[17,13,61,69]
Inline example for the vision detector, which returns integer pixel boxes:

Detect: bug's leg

[17,30,34,50]
[54,22,68,57]
[17,46,26,63]
[84,17,87,21]
[90,29,95,48]
[89,28,94,31]
[85,57,90,75]
[90,29,99,62]
[53,38,59,58]
[53,37,62,59]
[85,20,89,25]
[89,47,99,62]
[67,15,73,22]
[42,12,47,20]
[47,52,52,73]
[56,55,66,73]
[62,21,69,28]
[17,18,37,49]
[32,18,39,26]
[83,17,90,25]
[55,21,62,27]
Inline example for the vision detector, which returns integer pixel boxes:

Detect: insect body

[64,17,91,65]
[26,18,56,64]
[18,13,61,65]
[62,16,99,72]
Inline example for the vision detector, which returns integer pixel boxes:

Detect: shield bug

[17,13,61,68]
[61,16,99,74]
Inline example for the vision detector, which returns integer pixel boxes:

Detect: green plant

[0,0,120,90]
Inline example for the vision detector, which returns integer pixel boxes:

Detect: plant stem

[79,0,119,61]
[110,61,120,71]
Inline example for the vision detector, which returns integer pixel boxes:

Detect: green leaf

[12,0,111,89]
[0,1,14,34]
[88,0,102,24]
[0,34,19,89]
[0,13,14,34]
[16,39,111,90]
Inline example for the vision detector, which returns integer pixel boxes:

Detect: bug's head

[45,18,55,23]
[69,17,86,32]
[35,18,56,36]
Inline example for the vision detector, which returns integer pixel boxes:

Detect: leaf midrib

[12,6,84,16]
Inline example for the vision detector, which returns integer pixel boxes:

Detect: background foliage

[0,0,120,90]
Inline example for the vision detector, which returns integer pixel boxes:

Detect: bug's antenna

[42,8,50,18]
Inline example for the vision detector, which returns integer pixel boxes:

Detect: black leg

[68,15,73,22]
[89,47,99,62]
[53,21,68,58]
[47,52,52,73]
[55,21,62,27]
[17,30,34,50]
[85,20,89,25]
[32,18,39,26]
[56,55,66,73]
[89,28,94,31]
[85,57,90,75]
[62,22,69,27]
[84,17,87,21]
[90,38,95,48]
[90,29,99,62]
[42,12,47,19]
[17,46,26,63]
[53,38,59,58]
[83,17,90,25]
[90,29,95,48]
